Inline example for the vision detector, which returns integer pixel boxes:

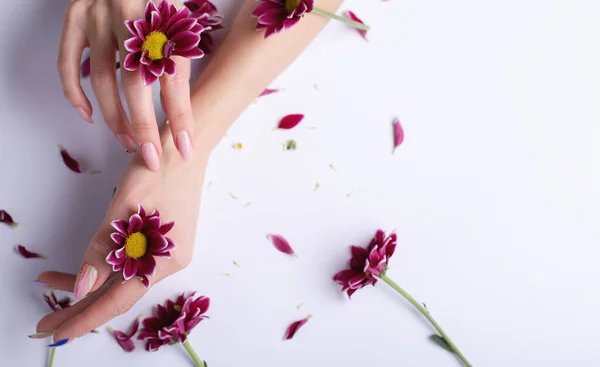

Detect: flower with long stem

[252,0,369,38]
[333,230,472,367]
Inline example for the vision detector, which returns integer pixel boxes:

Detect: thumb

[73,234,115,300]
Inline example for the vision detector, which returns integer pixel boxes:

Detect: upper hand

[58,0,195,171]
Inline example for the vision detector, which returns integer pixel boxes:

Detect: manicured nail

[48,339,69,347]
[176,131,192,162]
[32,281,48,287]
[141,142,159,171]
[116,133,137,152]
[74,263,98,300]
[75,107,93,123]
[28,331,53,339]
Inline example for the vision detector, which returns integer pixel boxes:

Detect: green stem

[182,340,205,367]
[48,348,56,367]
[379,275,472,367]
[312,7,370,31]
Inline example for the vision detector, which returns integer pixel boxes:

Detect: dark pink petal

[109,331,135,352]
[149,208,160,217]
[106,247,126,266]
[16,245,46,259]
[146,216,161,231]
[259,88,281,97]
[141,66,159,86]
[110,232,126,245]
[147,60,166,77]
[163,58,176,76]
[174,47,204,59]
[134,19,150,41]
[139,50,151,66]
[267,233,296,256]
[124,37,142,53]
[144,1,159,22]
[392,118,404,153]
[148,231,168,253]
[170,31,201,52]
[0,210,18,227]
[111,219,128,236]
[123,258,139,281]
[58,144,82,173]
[344,11,368,40]
[123,52,141,71]
[129,213,143,233]
[158,221,174,235]
[277,114,304,129]
[80,56,91,78]
[137,204,146,218]
[283,315,311,340]
[138,254,157,277]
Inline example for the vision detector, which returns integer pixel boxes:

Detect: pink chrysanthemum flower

[123,0,205,85]
[252,0,315,38]
[106,204,175,287]
[138,293,210,351]
[184,0,223,54]
[333,230,397,298]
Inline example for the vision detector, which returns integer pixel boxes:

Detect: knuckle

[90,237,113,257]
[168,111,192,125]
[132,119,156,133]
[90,69,115,88]
[57,59,73,77]
[62,86,80,104]
[163,71,188,89]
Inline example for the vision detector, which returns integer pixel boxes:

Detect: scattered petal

[313,84,320,91]
[285,139,297,150]
[233,260,240,267]
[296,303,304,310]
[232,142,243,150]
[347,191,356,198]
[108,316,141,352]
[283,315,312,340]
[229,192,238,200]
[344,11,368,40]
[0,210,18,227]
[277,114,304,130]
[243,202,252,209]
[81,56,91,78]
[392,117,404,153]
[17,245,46,259]
[259,88,282,97]
[267,234,297,256]
[314,183,321,191]
[329,164,337,172]
[58,144,82,173]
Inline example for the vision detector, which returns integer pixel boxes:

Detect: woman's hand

[35,129,207,343]
[59,0,195,170]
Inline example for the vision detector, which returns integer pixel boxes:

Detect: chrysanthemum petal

[175,47,204,59]
[277,114,304,129]
[158,221,174,235]
[141,66,159,86]
[124,37,142,53]
[110,232,126,245]
[284,315,311,340]
[392,118,404,153]
[123,258,139,281]
[106,248,125,266]
[0,210,18,227]
[111,219,128,235]
[139,255,156,277]
[162,58,176,76]
[259,88,281,97]
[344,11,368,40]
[147,60,166,77]
[129,214,143,233]
[123,52,141,71]
[58,144,82,173]
[16,245,46,259]
[170,31,201,51]
[80,56,91,78]
[267,233,296,255]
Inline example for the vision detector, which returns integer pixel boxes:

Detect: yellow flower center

[142,31,169,61]
[125,232,148,259]
[285,0,301,14]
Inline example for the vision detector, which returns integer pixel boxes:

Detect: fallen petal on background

[392,117,404,153]
[284,315,312,340]
[268,234,296,256]
[0,210,18,227]
[17,245,46,259]
[344,11,368,40]
[277,114,304,130]
[58,144,82,173]
[81,56,91,78]
[259,88,281,97]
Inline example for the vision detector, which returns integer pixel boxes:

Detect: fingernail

[116,133,137,152]
[74,263,98,300]
[141,142,160,171]
[32,281,47,287]
[75,107,93,123]
[48,339,69,347]
[176,131,192,162]
[28,331,54,339]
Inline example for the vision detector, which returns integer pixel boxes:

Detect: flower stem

[379,275,472,367]
[182,340,205,367]
[48,348,56,367]
[312,8,370,31]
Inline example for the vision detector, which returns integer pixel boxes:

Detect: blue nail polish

[48,339,69,347]
[32,281,47,287]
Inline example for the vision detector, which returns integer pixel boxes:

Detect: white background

[1,0,599,366]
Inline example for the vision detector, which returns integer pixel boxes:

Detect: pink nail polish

[141,142,160,171]
[75,107,93,123]
[116,133,137,152]
[74,263,98,300]
[176,131,192,162]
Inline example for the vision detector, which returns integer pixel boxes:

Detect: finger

[160,56,194,162]
[73,226,118,300]
[36,277,115,335]
[89,36,137,152]
[58,2,93,123]
[52,277,148,343]
[119,46,162,172]
[35,272,76,292]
